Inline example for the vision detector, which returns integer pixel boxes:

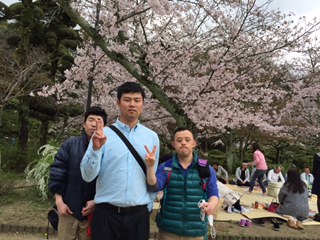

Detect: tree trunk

[40,119,48,146]
[0,106,3,127]
[18,96,30,170]
[222,131,237,172]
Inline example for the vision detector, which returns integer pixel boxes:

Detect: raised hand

[144,145,157,168]
[92,119,107,150]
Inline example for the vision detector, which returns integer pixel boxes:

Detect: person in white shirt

[267,166,285,183]
[301,167,314,197]
[235,161,250,187]
[213,162,229,184]
[301,167,314,185]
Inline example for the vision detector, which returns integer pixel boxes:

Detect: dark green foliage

[0,0,84,172]
[6,34,21,47]
[45,31,57,49]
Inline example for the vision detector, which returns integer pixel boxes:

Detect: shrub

[24,144,58,200]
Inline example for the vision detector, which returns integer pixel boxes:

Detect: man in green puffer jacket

[154,127,219,240]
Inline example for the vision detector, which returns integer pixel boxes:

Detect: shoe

[314,213,320,222]
[239,219,246,227]
[245,219,253,227]
[233,208,241,213]
[287,219,298,229]
[296,221,304,230]
[241,206,250,213]
[227,206,232,213]
[273,222,280,231]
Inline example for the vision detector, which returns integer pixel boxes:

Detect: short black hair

[172,127,194,140]
[84,106,107,126]
[117,81,146,100]
[213,161,219,166]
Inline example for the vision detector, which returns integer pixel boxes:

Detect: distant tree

[0,0,82,170]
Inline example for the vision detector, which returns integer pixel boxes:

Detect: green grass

[0,173,54,226]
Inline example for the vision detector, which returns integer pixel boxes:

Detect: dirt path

[0,232,57,240]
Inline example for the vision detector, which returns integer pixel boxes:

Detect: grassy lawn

[0,173,54,227]
[1,174,320,240]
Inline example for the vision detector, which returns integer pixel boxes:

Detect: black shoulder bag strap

[109,125,146,176]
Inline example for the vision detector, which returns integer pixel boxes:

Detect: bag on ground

[47,205,59,231]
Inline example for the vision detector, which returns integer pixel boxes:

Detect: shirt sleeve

[267,170,273,181]
[156,162,168,191]
[279,172,285,183]
[235,168,241,181]
[245,169,250,182]
[253,151,263,165]
[207,166,219,199]
[80,140,103,182]
[219,166,228,179]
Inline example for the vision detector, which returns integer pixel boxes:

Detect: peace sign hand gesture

[92,119,107,150]
[144,145,157,168]
[144,145,157,187]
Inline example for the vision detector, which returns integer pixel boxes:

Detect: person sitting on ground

[235,161,251,187]
[267,166,285,184]
[276,168,309,222]
[301,167,314,197]
[213,161,229,184]
[217,181,249,213]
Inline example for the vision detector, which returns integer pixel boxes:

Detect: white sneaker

[233,208,241,213]
[241,206,250,213]
[227,206,232,213]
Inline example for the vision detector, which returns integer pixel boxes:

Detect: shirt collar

[115,118,140,132]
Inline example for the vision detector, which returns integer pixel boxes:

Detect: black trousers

[91,203,150,240]
[236,179,250,187]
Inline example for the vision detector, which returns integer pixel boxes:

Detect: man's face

[117,92,144,122]
[213,164,218,170]
[172,130,197,158]
[83,114,104,138]
[305,168,310,174]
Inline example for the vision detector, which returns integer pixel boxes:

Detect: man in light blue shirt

[81,82,159,240]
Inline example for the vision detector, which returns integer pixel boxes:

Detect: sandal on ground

[287,219,298,229]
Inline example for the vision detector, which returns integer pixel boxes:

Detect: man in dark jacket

[49,106,107,240]
[312,152,320,213]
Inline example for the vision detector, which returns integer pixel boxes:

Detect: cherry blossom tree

[44,0,320,169]
[278,39,320,144]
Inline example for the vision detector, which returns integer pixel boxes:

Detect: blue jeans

[249,169,267,193]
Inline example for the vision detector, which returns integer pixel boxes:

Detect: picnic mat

[241,208,287,221]
[216,184,320,225]
[215,210,248,221]
[301,218,320,225]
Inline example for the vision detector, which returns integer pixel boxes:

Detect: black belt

[97,203,147,213]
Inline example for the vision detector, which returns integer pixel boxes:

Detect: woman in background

[248,143,268,195]
[276,168,309,229]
